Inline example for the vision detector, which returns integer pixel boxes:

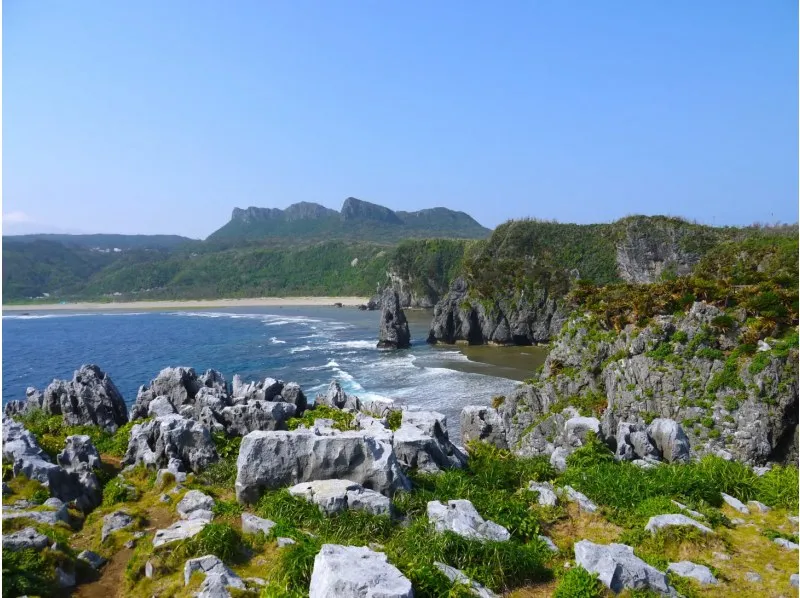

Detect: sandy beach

[2,296,371,312]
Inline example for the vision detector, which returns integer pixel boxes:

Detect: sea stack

[377,289,411,349]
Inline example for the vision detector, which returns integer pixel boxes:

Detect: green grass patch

[286,404,355,431]
[2,549,56,598]
[553,566,605,598]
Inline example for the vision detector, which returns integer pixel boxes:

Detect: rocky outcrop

[102,510,134,542]
[219,401,296,436]
[645,514,713,535]
[434,562,497,598]
[56,435,102,510]
[2,420,98,510]
[241,513,276,536]
[235,430,409,504]
[667,561,718,585]
[314,380,394,417]
[3,527,51,551]
[460,406,508,449]
[5,365,128,433]
[309,544,413,598]
[123,414,218,473]
[377,288,411,349]
[427,499,510,542]
[574,540,675,595]
[130,367,227,420]
[427,278,567,346]
[496,302,798,465]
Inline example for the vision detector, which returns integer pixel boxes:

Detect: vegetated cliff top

[207,197,491,243]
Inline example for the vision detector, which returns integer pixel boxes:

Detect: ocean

[1,307,546,438]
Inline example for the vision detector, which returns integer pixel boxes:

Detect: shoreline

[2,296,370,312]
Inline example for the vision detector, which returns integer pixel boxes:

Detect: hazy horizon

[4,2,798,238]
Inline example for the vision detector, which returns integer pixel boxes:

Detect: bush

[2,549,56,598]
[286,405,355,432]
[755,466,799,510]
[386,410,403,431]
[565,432,615,468]
[553,566,605,598]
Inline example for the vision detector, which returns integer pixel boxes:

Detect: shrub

[2,549,55,598]
[565,432,615,468]
[286,405,354,432]
[755,466,799,510]
[553,566,605,598]
[386,410,403,431]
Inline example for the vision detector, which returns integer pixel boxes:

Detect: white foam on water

[330,340,375,350]
[270,337,286,344]
[3,313,95,320]
[290,345,313,354]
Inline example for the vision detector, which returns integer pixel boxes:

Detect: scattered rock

[645,514,713,535]
[773,537,799,550]
[153,518,209,548]
[670,500,704,519]
[309,544,413,598]
[177,490,216,520]
[460,406,508,449]
[277,537,296,547]
[528,481,558,507]
[790,573,799,588]
[563,416,601,448]
[56,566,76,588]
[753,466,772,476]
[288,479,392,516]
[101,510,134,542]
[145,560,154,579]
[561,486,599,513]
[730,517,745,525]
[434,561,498,598]
[574,540,674,595]
[667,561,717,584]
[747,500,771,513]
[377,289,411,349]
[78,550,107,570]
[721,493,749,514]
[745,571,762,583]
[427,499,510,542]
[184,555,245,597]
[2,527,50,551]
[241,513,276,536]
[712,552,731,561]
[235,430,409,504]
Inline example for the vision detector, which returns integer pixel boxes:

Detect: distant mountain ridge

[3,233,195,250]
[209,197,491,242]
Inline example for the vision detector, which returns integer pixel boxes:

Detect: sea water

[2,307,546,438]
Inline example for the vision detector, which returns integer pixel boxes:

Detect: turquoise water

[2,307,535,436]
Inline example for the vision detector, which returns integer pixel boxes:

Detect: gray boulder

[645,514,713,535]
[377,289,411,349]
[147,396,177,417]
[219,400,296,436]
[550,447,571,472]
[2,527,50,551]
[3,497,70,526]
[57,435,102,509]
[646,419,690,463]
[241,513,276,536]
[123,414,218,473]
[721,493,749,514]
[667,561,717,585]
[288,479,392,516]
[278,382,307,415]
[392,410,467,473]
[774,537,799,550]
[315,380,359,411]
[40,365,128,432]
[177,490,215,520]
[309,544,413,598]
[235,430,409,504]
[460,406,508,449]
[101,510,135,542]
[616,422,660,461]
[561,486,599,513]
[528,481,558,507]
[574,540,674,595]
[184,555,245,597]
[747,500,770,513]
[427,499,510,542]
[78,550,107,570]
[153,518,209,548]
[791,573,799,588]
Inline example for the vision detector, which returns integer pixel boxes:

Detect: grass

[2,549,56,598]
[285,404,356,431]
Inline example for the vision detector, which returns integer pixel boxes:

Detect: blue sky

[4,1,797,238]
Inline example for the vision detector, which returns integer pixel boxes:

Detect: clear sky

[3,1,798,238]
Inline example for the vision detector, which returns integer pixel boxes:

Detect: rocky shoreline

[3,340,798,596]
